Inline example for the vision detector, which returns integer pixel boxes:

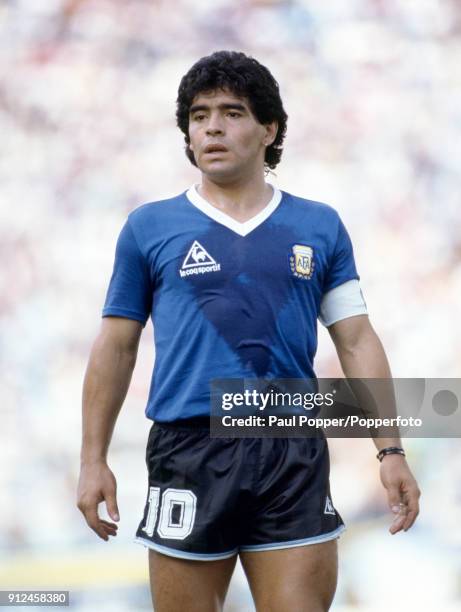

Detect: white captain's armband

[319,279,368,327]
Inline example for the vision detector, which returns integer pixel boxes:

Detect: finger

[403,509,419,532]
[84,507,109,540]
[389,512,406,535]
[100,519,118,530]
[403,484,420,503]
[402,488,420,531]
[99,519,118,529]
[385,485,403,515]
[83,506,100,530]
[92,524,109,541]
[100,522,118,535]
[105,493,120,522]
[101,524,118,538]
[389,500,409,534]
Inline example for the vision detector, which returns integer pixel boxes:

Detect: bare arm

[77,316,143,540]
[328,314,400,451]
[328,315,421,534]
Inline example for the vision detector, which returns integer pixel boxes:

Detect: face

[187,89,277,182]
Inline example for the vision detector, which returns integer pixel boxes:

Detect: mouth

[203,144,228,154]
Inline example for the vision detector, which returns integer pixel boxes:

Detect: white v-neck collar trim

[185,183,282,237]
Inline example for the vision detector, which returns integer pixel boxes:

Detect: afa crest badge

[290,244,314,280]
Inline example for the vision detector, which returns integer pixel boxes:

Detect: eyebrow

[189,102,247,114]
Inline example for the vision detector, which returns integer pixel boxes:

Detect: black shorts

[135,418,345,560]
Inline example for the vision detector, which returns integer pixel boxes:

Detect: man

[77,51,421,611]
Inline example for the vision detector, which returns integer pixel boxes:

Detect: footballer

[77,51,421,611]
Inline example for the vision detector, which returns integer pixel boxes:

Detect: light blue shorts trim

[134,537,239,561]
[135,525,345,560]
[239,524,346,552]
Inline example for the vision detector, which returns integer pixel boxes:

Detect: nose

[206,126,223,136]
[206,113,224,136]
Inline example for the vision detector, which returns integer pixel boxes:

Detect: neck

[198,172,273,223]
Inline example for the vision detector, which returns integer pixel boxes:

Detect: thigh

[240,539,338,612]
[149,549,237,612]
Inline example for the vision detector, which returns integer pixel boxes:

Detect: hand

[77,461,120,541]
[379,454,421,535]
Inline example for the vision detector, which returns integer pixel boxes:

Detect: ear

[263,121,278,147]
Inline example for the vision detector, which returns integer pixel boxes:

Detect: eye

[192,113,206,122]
[227,111,241,118]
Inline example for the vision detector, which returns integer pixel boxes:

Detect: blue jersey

[102,186,359,422]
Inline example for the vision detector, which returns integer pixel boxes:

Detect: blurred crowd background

[1,0,460,610]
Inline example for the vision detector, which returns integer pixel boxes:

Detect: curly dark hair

[176,50,288,171]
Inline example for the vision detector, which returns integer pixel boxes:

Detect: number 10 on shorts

[142,487,197,540]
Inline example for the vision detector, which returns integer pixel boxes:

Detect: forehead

[189,88,251,110]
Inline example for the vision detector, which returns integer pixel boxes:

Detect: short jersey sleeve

[323,216,359,293]
[102,219,153,326]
